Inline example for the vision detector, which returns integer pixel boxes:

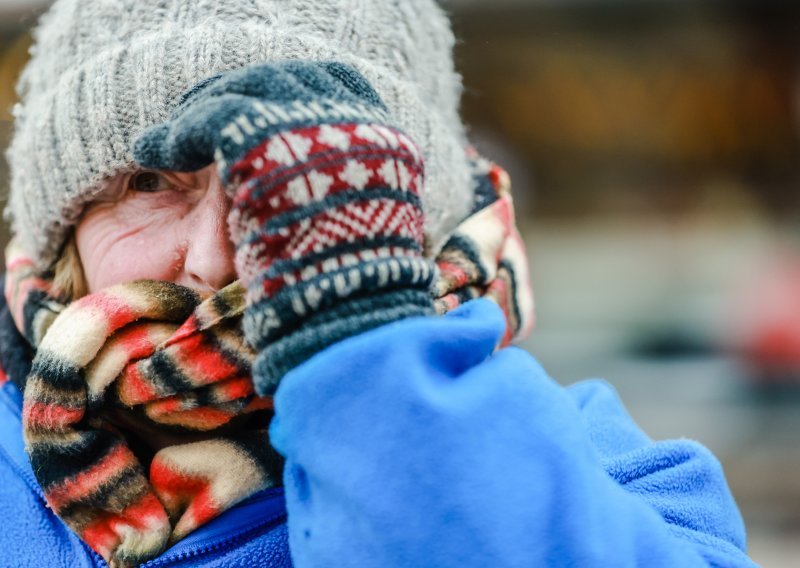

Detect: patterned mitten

[134,62,434,395]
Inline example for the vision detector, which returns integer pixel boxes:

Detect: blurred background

[2,0,800,565]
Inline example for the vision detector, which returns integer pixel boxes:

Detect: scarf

[4,156,533,567]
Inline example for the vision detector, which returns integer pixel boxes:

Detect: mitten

[134,62,434,394]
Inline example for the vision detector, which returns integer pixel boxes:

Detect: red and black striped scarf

[4,156,533,567]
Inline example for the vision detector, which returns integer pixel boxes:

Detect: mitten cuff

[252,289,434,395]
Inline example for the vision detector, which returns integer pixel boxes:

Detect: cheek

[75,204,189,292]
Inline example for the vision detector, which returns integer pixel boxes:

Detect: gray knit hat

[6,0,473,270]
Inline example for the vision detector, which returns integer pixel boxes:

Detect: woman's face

[76,165,236,295]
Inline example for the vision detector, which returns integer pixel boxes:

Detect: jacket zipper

[144,505,286,566]
[143,488,286,566]
[0,384,287,567]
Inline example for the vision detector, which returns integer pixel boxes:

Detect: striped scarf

[4,156,533,567]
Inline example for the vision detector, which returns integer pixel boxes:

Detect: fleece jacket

[0,298,756,567]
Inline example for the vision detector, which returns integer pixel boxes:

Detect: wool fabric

[6,0,472,270]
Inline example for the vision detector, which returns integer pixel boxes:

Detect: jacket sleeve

[268,299,756,567]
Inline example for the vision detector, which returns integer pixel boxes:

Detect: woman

[0,0,755,566]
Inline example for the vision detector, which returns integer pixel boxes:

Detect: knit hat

[5,0,474,270]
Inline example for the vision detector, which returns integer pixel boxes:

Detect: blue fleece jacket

[0,299,755,567]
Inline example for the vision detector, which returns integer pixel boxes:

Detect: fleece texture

[0,297,755,566]
[270,299,754,567]
[11,274,279,566]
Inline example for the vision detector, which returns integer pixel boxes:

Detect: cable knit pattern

[6,0,472,270]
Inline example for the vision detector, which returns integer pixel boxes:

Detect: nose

[179,171,236,294]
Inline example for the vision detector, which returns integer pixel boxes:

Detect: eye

[128,171,174,193]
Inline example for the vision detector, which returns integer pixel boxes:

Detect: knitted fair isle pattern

[5,158,532,567]
[227,120,435,394]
